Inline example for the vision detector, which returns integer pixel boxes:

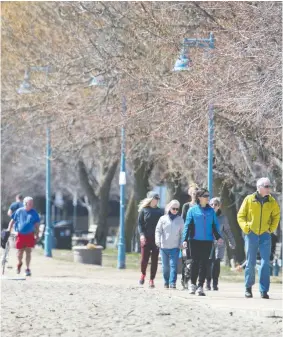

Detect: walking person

[182,188,223,296]
[205,197,236,291]
[7,196,40,276]
[7,194,23,217]
[237,177,280,299]
[180,184,198,289]
[138,191,163,288]
[155,200,184,289]
[181,184,198,222]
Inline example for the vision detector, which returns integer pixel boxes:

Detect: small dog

[181,248,192,289]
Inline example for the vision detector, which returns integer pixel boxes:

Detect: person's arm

[34,223,40,240]
[155,218,163,248]
[138,209,146,241]
[237,197,250,234]
[240,260,247,269]
[7,202,16,217]
[269,200,280,233]
[179,218,185,248]
[212,212,222,241]
[7,219,15,232]
[223,217,236,249]
[181,204,188,223]
[182,208,193,245]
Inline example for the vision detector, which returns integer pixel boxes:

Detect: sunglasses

[171,208,179,211]
[201,194,210,198]
[262,185,271,189]
[210,203,219,207]
[154,196,160,200]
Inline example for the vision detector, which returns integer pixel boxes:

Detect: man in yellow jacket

[237,177,280,299]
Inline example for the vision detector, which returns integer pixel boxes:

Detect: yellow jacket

[237,193,280,235]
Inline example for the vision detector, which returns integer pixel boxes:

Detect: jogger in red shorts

[7,196,40,276]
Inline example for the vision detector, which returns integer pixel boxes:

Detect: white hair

[23,196,33,206]
[165,199,180,214]
[256,177,271,188]
[210,197,221,206]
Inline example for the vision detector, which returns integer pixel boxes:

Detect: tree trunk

[78,160,99,211]
[78,158,118,248]
[95,160,119,248]
[125,191,137,252]
[166,172,183,204]
[221,182,245,264]
[124,158,154,252]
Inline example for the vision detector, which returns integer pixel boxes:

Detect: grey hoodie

[213,213,236,260]
[155,214,184,249]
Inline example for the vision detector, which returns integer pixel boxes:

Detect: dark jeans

[140,239,159,280]
[206,251,221,287]
[190,240,213,287]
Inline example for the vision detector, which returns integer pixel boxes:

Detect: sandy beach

[1,249,282,337]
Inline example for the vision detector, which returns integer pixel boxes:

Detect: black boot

[205,280,211,291]
[245,287,253,298]
[213,279,219,291]
[261,291,269,299]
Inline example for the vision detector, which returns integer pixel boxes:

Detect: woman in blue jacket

[182,188,223,296]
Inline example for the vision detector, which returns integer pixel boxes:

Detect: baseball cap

[147,191,160,200]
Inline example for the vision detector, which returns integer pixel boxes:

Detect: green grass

[219,265,282,283]
[34,247,140,269]
[34,247,282,283]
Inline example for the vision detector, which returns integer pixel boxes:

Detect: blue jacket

[182,204,221,242]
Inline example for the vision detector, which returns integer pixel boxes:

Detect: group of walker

[1,177,280,300]
[137,177,280,299]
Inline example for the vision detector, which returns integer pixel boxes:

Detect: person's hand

[140,235,146,244]
[217,238,224,245]
[182,241,187,249]
[35,234,39,242]
[229,243,236,250]
[236,265,243,272]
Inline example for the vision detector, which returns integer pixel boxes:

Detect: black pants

[190,240,213,287]
[206,251,221,287]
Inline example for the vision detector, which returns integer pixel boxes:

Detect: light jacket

[182,204,221,242]
[237,193,280,235]
[213,212,236,260]
[155,214,184,249]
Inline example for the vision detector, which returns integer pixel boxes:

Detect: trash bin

[53,220,74,249]
[73,245,103,265]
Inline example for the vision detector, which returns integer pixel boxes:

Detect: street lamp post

[45,127,52,257]
[173,33,215,195]
[117,96,127,269]
[73,191,78,232]
[208,103,214,196]
[17,66,53,257]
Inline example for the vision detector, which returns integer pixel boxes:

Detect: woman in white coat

[155,200,184,289]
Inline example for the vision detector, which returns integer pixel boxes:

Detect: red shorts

[16,233,35,250]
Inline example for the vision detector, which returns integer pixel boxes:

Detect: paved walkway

[1,248,282,337]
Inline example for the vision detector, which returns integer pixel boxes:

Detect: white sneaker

[189,284,197,294]
[197,286,206,296]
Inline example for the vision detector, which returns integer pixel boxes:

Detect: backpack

[1,230,10,249]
